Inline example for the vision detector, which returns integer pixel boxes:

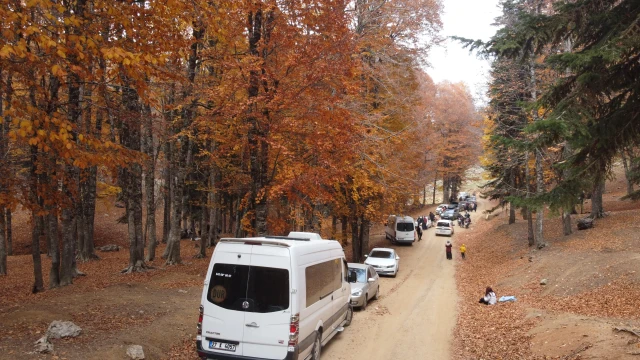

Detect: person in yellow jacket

[460,244,466,259]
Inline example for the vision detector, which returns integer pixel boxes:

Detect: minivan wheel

[362,295,367,310]
[344,306,353,327]
[373,286,379,300]
[311,331,321,360]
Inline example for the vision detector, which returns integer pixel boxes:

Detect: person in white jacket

[479,287,497,305]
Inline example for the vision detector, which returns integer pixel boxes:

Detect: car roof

[347,263,369,269]
[370,247,394,253]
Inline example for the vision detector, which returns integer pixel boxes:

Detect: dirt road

[323,215,463,360]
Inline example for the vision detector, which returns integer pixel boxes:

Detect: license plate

[209,341,237,352]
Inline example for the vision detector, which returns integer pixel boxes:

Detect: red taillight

[197,305,204,336]
[288,313,300,347]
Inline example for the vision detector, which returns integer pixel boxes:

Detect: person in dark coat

[416,224,423,241]
[445,240,453,260]
[429,212,435,222]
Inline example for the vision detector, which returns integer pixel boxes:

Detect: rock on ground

[99,244,120,252]
[47,320,82,339]
[34,336,53,353]
[127,345,145,359]
[540,279,548,285]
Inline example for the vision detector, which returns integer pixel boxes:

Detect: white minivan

[384,215,416,244]
[196,232,354,360]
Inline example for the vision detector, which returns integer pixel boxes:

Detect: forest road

[323,212,465,360]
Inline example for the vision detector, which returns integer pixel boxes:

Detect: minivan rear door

[242,246,291,359]
[202,244,252,356]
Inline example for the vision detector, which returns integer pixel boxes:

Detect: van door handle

[245,322,259,328]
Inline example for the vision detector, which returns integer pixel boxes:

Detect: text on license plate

[209,341,237,352]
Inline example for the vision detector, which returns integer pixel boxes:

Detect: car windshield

[207,263,289,313]
[444,210,454,215]
[396,222,414,231]
[437,222,450,228]
[370,250,393,259]
[348,268,367,283]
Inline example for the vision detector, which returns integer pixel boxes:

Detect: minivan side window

[305,259,342,308]
[207,263,290,313]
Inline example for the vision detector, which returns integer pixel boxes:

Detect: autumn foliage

[0,0,481,287]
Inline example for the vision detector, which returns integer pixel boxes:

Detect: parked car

[347,263,380,310]
[197,232,354,360]
[435,220,454,237]
[441,208,459,221]
[385,215,416,244]
[435,205,448,215]
[364,248,400,278]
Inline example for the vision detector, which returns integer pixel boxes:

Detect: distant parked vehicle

[441,208,459,221]
[435,220,454,237]
[435,205,448,215]
[347,263,380,310]
[364,248,400,277]
[385,215,416,244]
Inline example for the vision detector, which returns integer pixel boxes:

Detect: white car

[435,220,454,237]
[364,248,400,278]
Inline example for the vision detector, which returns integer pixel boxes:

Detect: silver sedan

[347,263,380,310]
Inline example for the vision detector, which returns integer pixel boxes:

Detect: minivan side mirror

[364,254,368,258]
[367,278,375,283]
[396,256,400,260]
[348,272,357,283]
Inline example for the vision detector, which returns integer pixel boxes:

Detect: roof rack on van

[265,235,310,241]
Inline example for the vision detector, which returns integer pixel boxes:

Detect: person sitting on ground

[479,287,497,305]
[445,240,453,260]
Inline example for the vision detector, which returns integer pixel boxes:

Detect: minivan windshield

[348,268,367,283]
[396,222,414,232]
[437,222,450,228]
[369,250,393,259]
[207,263,289,313]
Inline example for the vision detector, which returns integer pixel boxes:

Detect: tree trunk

[144,107,157,262]
[359,217,370,260]
[590,179,605,219]
[562,144,573,236]
[0,207,6,275]
[621,149,634,196]
[121,78,146,272]
[350,215,360,263]
[165,140,184,265]
[60,205,75,286]
[31,213,44,293]
[509,170,516,224]
[48,211,60,288]
[5,209,11,256]
[341,215,348,246]
[432,174,437,205]
[331,216,337,240]
[525,152,534,246]
[534,149,545,248]
[162,148,171,244]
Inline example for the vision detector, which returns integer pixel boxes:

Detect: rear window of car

[437,222,450,228]
[396,222,414,231]
[207,263,289,313]
[370,250,393,259]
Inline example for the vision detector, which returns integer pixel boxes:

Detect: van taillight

[288,313,300,348]
[197,305,203,336]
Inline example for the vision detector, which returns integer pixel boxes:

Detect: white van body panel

[198,232,350,360]
[385,215,416,244]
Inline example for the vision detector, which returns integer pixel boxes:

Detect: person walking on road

[416,224,423,241]
[473,202,477,212]
[445,240,453,260]
[460,244,466,259]
[429,212,435,223]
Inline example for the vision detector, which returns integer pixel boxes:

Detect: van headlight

[385,265,394,268]
[351,289,362,296]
